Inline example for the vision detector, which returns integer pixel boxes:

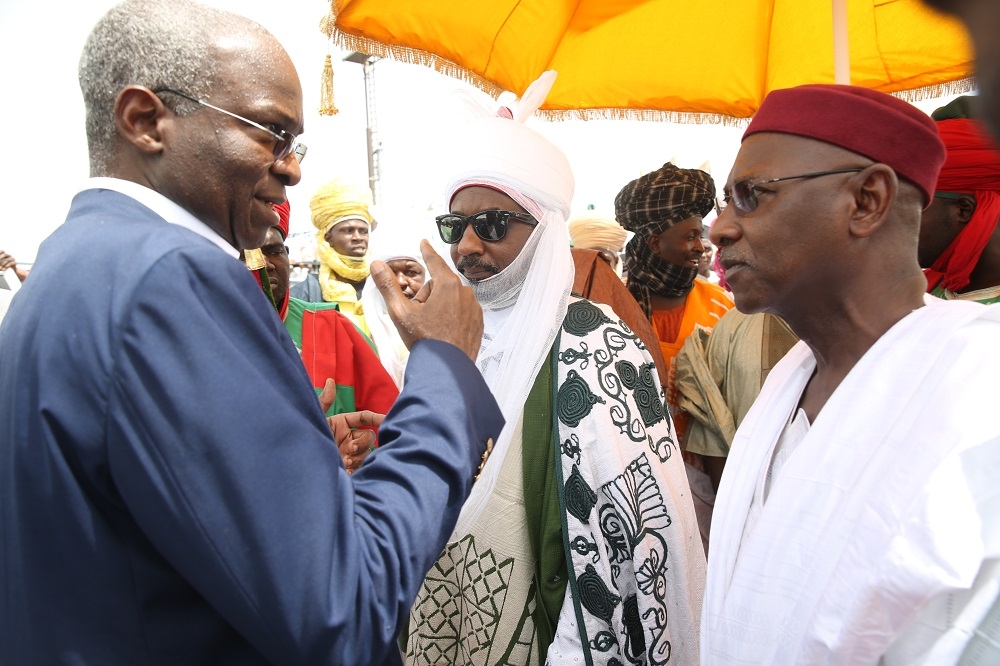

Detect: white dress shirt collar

[81,177,239,258]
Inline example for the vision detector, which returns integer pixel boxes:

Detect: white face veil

[442,72,576,534]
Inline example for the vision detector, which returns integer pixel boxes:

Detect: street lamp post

[344,51,382,205]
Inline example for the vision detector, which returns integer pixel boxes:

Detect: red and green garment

[283,297,399,418]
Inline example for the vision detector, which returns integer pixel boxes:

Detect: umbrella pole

[833,0,850,84]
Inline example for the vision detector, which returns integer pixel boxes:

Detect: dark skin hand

[0,250,28,282]
[371,240,485,361]
[318,379,384,474]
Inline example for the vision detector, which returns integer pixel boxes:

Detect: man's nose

[709,205,739,246]
[273,151,301,186]
[456,223,484,256]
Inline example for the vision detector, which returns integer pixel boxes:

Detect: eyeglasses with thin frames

[722,168,864,214]
[154,88,307,163]
[435,210,537,244]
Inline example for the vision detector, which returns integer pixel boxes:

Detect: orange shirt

[651,279,734,443]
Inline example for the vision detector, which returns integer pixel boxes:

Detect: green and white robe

[405,299,706,665]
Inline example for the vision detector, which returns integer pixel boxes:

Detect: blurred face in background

[698,237,714,277]
[386,258,426,298]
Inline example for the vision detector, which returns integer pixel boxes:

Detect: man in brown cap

[615,164,734,549]
[702,83,1000,664]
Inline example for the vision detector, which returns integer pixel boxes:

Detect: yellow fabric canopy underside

[327,0,974,123]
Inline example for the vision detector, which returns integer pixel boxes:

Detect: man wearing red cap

[919,97,1000,304]
[703,84,1000,664]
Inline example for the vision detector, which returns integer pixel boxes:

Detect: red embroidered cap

[744,84,946,206]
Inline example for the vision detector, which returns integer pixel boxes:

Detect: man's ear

[955,194,978,225]
[114,86,168,156]
[645,233,660,253]
[848,163,896,239]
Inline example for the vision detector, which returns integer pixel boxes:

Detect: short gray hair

[78,0,262,174]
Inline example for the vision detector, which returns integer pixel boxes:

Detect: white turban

[442,71,576,533]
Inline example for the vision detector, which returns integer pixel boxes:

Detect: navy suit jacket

[0,188,503,664]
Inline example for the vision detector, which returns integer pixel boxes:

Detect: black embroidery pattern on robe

[556,299,677,665]
[563,300,615,336]
[565,464,598,523]
[407,533,520,664]
[560,300,674,463]
[561,433,583,465]
[601,454,672,665]
[616,360,665,427]
[558,370,606,428]
[578,563,622,624]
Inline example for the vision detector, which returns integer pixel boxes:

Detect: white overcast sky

[0,0,961,264]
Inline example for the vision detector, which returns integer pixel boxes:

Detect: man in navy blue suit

[0,1,502,664]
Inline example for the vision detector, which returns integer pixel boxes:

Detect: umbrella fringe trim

[325,30,753,126]
[535,108,751,126]
[890,76,977,103]
[329,30,508,100]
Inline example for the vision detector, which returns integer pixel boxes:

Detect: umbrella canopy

[323,0,974,122]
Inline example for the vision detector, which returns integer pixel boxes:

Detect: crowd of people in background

[1,0,999,664]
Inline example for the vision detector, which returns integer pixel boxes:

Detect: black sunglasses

[435,210,537,244]
[723,168,863,214]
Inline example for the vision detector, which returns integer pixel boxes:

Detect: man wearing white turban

[403,72,705,666]
[360,238,428,388]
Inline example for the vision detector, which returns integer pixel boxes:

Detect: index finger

[418,240,459,282]
[371,259,408,311]
[339,409,385,430]
[411,276,433,304]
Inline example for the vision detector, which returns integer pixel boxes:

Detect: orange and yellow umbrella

[322,0,974,122]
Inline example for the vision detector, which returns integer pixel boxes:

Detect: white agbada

[703,296,1000,665]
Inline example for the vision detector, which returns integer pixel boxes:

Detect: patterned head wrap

[615,163,716,236]
[614,163,716,316]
